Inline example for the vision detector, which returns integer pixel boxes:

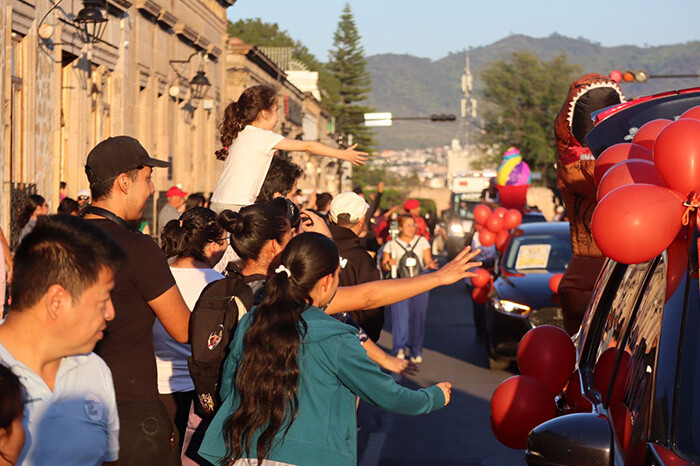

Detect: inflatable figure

[554,73,625,335]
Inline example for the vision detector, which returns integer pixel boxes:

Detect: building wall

[1,0,232,240]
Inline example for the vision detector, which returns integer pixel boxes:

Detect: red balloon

[653,118,700,195]
[680,105,700,121]
[503,209,523,230]
[495,230,510,252]
[473,204,492,225]
[472,284,490,304]
[479,229,496,247]
[565,369,593,413]
[592,184,684,264]
[517,325,576,395]
[610,402,632,451]
[470,268,491,288]
[485,214,504,233]
[632,118,672,151]
[596,159,665,201]
[666,227,690,301]
[493,207,507,218]
[490,375,557,449]
[593,348,631,405]
[594,143,653,186]
[549,273,563,294]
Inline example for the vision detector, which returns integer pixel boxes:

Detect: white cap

[329,192,369,223]
[77,188,91,198]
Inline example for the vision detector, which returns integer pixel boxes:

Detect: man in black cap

[83,135,191,465]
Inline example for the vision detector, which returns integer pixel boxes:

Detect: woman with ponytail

[209,84,368,214]
[199,233,461,466]
[157,207,229,463]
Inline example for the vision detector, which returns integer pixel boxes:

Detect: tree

[326,3,375,151]
[478,51,582,185]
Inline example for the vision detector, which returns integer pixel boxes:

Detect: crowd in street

[0,84,482,466]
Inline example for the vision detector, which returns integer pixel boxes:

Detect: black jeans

[117,400,181,465]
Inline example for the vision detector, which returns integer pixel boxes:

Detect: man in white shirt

[0,215,125,465]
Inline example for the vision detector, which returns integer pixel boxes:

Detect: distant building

[1,0,233,242]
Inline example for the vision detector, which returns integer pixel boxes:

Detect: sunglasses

[78,196,90,201]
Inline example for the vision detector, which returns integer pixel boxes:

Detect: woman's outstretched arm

[326,246,481,314]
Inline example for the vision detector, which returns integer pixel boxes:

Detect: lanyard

[82,206,133,230]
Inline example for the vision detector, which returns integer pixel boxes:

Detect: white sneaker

[410,355,423,364]
[396,349,406,360]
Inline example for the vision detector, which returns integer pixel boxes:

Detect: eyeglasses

[213,236,230,245]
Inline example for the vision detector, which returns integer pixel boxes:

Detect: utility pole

[460,49,477,156]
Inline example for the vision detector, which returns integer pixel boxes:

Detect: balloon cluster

[489,326,637,449]
[496,146,531,186]
[592,106,700,265]
[470,204,523,303]
[490,325,575,449]
[473,204,522,251]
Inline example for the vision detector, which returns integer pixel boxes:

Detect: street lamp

[169,52,211,101]
[38,0,109,45]
[74,0,108,44]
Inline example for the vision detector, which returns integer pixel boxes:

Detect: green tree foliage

[227,19,338,99]
[327,4,375,152]
[478,51,582,185]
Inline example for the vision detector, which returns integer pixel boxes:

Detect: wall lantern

[169,52,211,101]
[38,0,109,45]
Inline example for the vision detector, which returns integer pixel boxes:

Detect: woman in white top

[382,215,438,363]
[157,207,229,464]
[210,85,368,213]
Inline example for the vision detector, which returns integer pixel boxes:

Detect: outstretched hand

[434,246,482,286]
[381,355,419,376]
[341,143,369,166]
[437,382,452,406]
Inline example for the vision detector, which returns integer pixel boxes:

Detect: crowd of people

[0,84,482,466]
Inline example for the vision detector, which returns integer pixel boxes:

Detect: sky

[227,0,700,61]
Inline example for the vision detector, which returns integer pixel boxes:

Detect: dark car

[483,222,572,370]
[525,238,700,465]
[525,87,700,465]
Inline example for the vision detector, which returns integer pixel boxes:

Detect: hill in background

[366,33,700,150]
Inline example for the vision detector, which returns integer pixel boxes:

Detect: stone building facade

[1,0,233,242]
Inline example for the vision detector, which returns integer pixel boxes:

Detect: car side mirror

[525,413,613,465]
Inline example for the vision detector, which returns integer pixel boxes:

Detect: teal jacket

[199,306,445,466]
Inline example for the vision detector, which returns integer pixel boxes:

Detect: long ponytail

[223,232,339,463]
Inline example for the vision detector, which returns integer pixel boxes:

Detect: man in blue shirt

[0,215,126,465]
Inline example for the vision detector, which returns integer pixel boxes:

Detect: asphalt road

[357,279,525,466]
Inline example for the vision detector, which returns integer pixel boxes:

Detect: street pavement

[357,278,525,465]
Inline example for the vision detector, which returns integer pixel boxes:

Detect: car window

[593,260,653,364]
[613,257,665,461]
[503,233,572,272]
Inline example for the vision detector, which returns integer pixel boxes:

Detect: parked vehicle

[526,238,699,464]
[483,222,572,370]
[446,171,495,259]
[526,87,700,465]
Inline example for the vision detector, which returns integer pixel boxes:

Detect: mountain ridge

[365,33,700,150]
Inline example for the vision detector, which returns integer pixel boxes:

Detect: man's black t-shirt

[88,219,176,403]
[329,223,384,342]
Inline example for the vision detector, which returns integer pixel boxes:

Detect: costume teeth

[566,80,626,130]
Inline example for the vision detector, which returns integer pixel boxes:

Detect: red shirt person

[403,199,429,240]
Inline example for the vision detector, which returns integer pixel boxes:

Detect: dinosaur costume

[554,73,625,334]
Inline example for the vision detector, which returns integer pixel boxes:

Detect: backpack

[396,239,423,278]
[187,262,254,418]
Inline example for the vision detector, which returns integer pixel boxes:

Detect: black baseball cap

[85,136,170,184]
